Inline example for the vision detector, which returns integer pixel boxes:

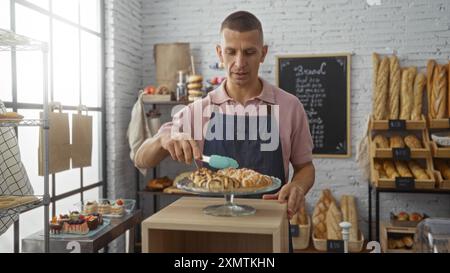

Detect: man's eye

[225,50,235,55]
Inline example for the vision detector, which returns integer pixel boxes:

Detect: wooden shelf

[370,115,427,131]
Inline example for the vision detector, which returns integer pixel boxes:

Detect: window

[0,0,104,253]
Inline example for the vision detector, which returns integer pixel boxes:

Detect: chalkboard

[276,54,351,158]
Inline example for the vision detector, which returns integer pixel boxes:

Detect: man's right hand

[159,132,202,165]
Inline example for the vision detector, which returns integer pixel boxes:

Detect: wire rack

[0,28,48,51]
[0,119,45,127]
[0,196,44,217]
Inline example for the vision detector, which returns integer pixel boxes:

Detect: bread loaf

[400,69,413,120]
[373,134,389,148]
[313,189,336,239]
[326,202,343,240]
[373,53,380,115]
[340,195,359,242]
[435,159,450,180]
[432,65,448,119]
[390,135,405,148]
[395,161,413,177]
[374,57,389,120]
[411,73,426,120]
[374,160,388,178]
[404,134,422,149]
[383,161,399,179]
[408,161,429,180]
[389,56,401,119]
[427,60,437,118]
[298,205,308,225]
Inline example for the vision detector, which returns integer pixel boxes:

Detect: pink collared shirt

[157,78,313,182]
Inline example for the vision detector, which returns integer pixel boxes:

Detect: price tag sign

[393,148,411,161]
[327,240,345,253]
[290,224,300,237]
[395,177,415,189]
[389,119,406,131]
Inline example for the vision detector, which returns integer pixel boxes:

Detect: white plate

[431,132,450,147]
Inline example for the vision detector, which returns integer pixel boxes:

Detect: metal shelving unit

[0,28,50,253]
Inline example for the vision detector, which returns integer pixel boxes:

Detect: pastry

[383,161,399,179]
[62,212,89,235]
[389,56,401,119]
[408,161,429,180]
[340,195,359,242]
[191,168,242,191]
[373,134,389,148]
[390,135,405,148]
[400,69,413,120]
[49,216,63,234]
[395,161,413,178]
[395,239,405,249]
[83,201,98,214]
[409,212,423,222]
[402,236,414,249]
[432,65,448,119]
[326,202,343,240]
[404,135,422,149]
[434,159,450,180]
[411,73,426,120]
[218,168,272,188]
[85,215,99,230]
[427,60,437,117]
[146,177,173,190]
[313,189,336,239]
[397,211,409,221]
[374,57,389,120]
[187,74,204,101]
[98,200,111,214]
[298,205,308,226]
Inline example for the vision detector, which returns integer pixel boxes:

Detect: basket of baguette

[290,206,310,250]
[312,189,364,252]
[426,60,450,129]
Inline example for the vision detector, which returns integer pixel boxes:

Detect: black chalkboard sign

[276,54,351,157]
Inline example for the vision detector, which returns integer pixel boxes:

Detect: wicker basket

[292,216,311,250]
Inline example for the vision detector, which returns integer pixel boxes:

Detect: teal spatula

[195,155,239,169]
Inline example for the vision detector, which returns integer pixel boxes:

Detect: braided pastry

[218,168,272,188]
[189,168,241,191]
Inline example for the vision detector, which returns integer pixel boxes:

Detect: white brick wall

[139,0,450,238]
[107,0,450,241]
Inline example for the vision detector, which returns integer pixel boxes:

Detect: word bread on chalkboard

[277,54,350,157]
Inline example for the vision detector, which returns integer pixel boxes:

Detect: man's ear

[260,45,268,63]
[216,44,224,63]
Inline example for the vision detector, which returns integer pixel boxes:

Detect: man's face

[216,29,268,87]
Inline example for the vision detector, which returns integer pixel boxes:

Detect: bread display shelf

[370,115,427,130]
[430,141,450,158]
[370,157,435,189]
[312,231,364,253]
[291,216,311,250]
[369,130,431,159]
[427,114,450,129]
[381,223,415,253]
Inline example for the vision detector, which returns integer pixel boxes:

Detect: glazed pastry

[383,161,400,179]
[191,168,242,190]
[408,161,429,180]
[389,56,401,119]
[395,161,413,178]
[404,135,422,149]
[390,135,405,148]
[374,57,389,120]
[217,168,272,188]
[411,73,426,121]
[373,134,389,148]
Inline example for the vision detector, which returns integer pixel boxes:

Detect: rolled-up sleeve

[290,101,313,165]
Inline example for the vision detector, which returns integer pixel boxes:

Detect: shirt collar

[209,78,276,105]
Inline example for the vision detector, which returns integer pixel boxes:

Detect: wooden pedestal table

[141,197,289,253]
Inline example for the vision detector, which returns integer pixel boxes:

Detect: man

[135,11,314,222]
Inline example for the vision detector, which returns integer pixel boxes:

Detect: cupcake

[85,215,99,230]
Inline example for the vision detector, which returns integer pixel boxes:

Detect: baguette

[389,56,401,119]
[395,161,413,177]
[408,161,429,180]
[427,60,437,118]
[340,195,359,242]
[373,53,380,116]
[326,202,343,240]
[448,61,450,117]
[313,189,336,239]
[390,135,405,148]
[373,134,389,148]
[404,134,422,149]
[411,73,426,120]
[400,69,413,120]
[383,161,399,179]
[374,57,389,120]
[433,65,448,119]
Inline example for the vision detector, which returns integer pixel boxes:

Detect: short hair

[220,11,264,43]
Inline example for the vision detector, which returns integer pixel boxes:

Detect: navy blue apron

[203,103,293,252]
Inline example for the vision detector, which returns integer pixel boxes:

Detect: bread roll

[435,159,450,180]
[433,65,448,119]
[374,57,389,120]
[427,60,437,118]
[408,160,429,180]
[403,236,414,248]
[313,189,336,239]
[411,73,426,120]
[395,161,413,177]
[373,134,389,148]
[326,202,343,240]
[383,161,399,179]
[340,195,359,242]
[404,134,422,149]
[390,135,405,148]
[389,56,401,119]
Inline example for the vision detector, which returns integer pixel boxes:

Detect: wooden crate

[369,130,431,159]
[370,115,427,130]
[371,157,435,189]
[312,231,364,253]
[430,141,450,158]
[380,223,416,253]
[427,114,450,129]
[434,170,450,190]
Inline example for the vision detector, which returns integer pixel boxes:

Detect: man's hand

[263,183,305,220]
[160,132,202,165]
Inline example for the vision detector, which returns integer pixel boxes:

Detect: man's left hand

[263,183,305,220]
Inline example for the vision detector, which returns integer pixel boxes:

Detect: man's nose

[235,53,246,68]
